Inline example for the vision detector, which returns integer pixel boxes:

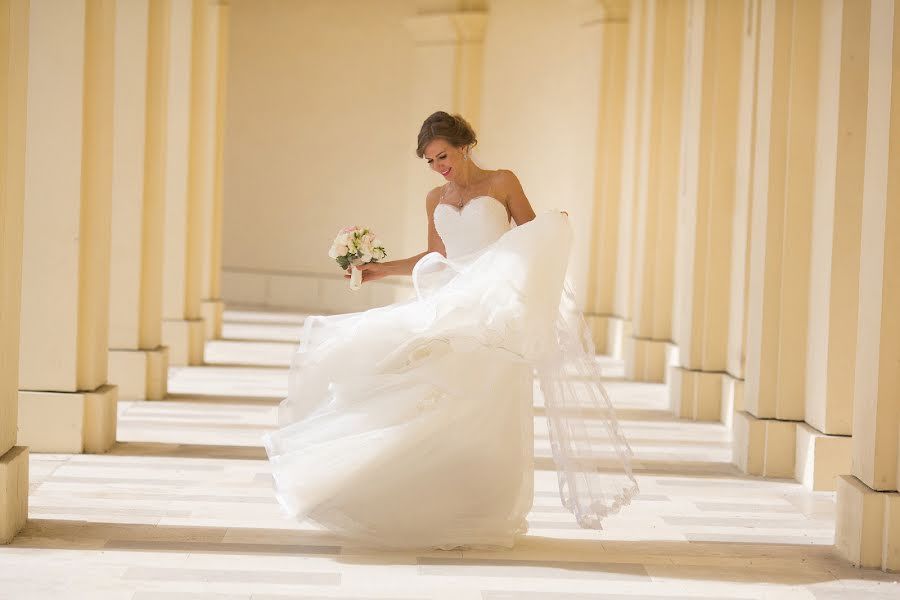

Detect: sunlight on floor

[2,308,898,599]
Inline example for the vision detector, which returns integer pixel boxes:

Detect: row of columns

[1,0,229,543]
[586,0,898,570]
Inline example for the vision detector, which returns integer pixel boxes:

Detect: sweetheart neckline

[434,195,506,215]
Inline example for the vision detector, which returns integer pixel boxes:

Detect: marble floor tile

[2,308,899,599]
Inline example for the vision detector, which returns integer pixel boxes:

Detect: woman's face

[423,139,465,182]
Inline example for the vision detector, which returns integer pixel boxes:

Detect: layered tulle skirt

[263,211,638,549]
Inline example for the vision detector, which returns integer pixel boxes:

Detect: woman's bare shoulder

[490,168,521,187]
[488,169,523,198]
[426,185,446,206]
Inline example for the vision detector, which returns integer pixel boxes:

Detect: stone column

[721,0,763,435]
[108,0,170,401]
[18,0,118,453]
[798,0,869,489]
[161,0,205,366]
[669,0,743,422]
[835,0,899,572]
[737,0,796,470]
[612,0,650,356]
[200,0,229,340]
[0,0,29,544]
[624,0,687,383]
[401,6,488,260]
[584,0,629,357]
[733,0,831,481]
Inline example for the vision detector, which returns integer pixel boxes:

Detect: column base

[720,375,743,430]
[668,367,725,422]
[584,314,624,357]
[835,474,897,570]
[162,318,205,366]
[108,346,169,401]
[201,299,224,340]
[18,384,118,453]
[624,337,668,383]
[732,411,797,478]
[794,422,851,491]
[0,446,28,544]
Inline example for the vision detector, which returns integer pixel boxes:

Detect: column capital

[564,0,604,26]
[404,11,488,44]
[600,0,630,21]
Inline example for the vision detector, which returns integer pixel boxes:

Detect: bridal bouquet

[329,226,387,291]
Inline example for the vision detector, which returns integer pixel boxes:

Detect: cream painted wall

[222,0,603,312]
[478,0,601,304]
[222,0,418,312]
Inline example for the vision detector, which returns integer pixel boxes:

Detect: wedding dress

[263,196,638,549]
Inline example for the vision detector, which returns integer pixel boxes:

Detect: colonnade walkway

[1,309,898,599]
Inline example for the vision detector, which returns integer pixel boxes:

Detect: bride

[262,111,638,550]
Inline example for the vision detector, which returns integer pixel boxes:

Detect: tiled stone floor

[2,308,900,599]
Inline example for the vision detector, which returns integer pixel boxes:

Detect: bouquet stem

[349,265,363,291]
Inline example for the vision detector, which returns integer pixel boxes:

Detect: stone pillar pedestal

[0,446,27,545]
[624,337,667,382]
[733,410,797,479]
[201,300,225,340]
[584,314,624,359]
[162,318,205,366]
[108,348,168,402]
[795,423,852,491]
[670,368,728,423]
[18,0,118,453]
[18,386,118,454]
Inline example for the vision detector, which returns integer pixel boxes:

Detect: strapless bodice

[433,196,511,258]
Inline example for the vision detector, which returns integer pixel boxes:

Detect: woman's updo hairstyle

[416,111,477,158]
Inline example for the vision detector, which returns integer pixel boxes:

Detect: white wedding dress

[263,197,638,549]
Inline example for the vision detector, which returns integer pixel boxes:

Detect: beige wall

[222,0,603,312]
[222,0,417,312]
[479,0,602,304]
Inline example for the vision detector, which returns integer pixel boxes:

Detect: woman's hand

[344,261,392,285]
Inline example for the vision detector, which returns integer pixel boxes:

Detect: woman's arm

[347,188,445,283]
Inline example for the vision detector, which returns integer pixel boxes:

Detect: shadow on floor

[163,392,283,405]
[10,519,845,586]
[107,441,268,461]
[532,406,677,422]
[532,456,743,477]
